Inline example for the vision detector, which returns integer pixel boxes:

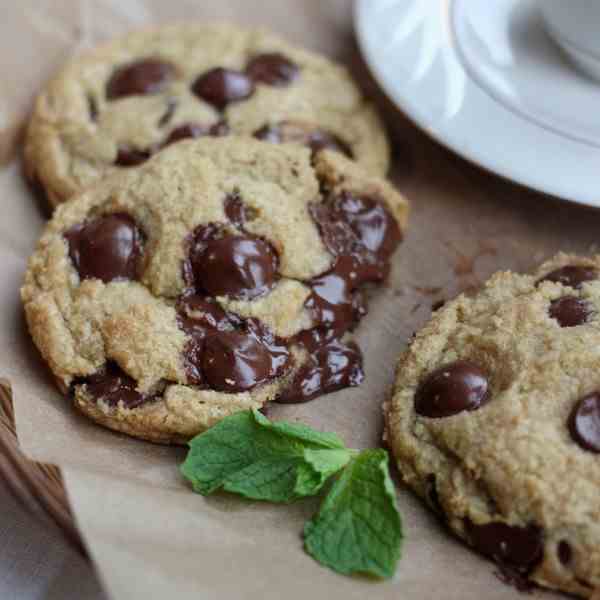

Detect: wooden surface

[0,381,86,557]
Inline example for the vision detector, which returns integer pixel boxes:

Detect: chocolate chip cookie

[385,253,600,597]
[22,138,408,443]
[24,23,390,208]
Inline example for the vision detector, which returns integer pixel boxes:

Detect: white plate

[355,0,600,208]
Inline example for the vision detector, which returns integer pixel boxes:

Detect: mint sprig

[181,409,403,579]
[304,449,402,578]
[180,410,353,502]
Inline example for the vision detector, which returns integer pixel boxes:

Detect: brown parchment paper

[2,1,598,598]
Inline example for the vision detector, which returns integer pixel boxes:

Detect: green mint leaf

[252,410,347,449]
[180,410,352,502]
[304,448,403,579]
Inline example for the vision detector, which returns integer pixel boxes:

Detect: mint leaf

[181,412,405,579]
[253,410,346,449]
[304,448,403,579]
[180,410,352,502]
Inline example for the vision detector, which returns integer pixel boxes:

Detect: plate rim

[354,0,600,209]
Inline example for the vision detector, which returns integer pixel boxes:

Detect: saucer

[355,0,600,208]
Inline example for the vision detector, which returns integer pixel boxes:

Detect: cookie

[386,253,600,597]
[24,23,390,208]
[22,138,408,444]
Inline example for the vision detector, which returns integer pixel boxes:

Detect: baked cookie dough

[386,253,600,597]
[22,138,408,444]
[24,23,390,208]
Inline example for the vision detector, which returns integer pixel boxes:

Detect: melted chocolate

[65,213,144,283]
[304,192,401,333]
[254,121,353,159]
[415,361,490,418]
[179,190,400,405]
[304,256,368,334]
[549,296,592,327]
[467,521,543,574]
[246,53,299,87]
[277,330,364,403]
[177,294,237,340]
[106,59,175,100]
[80,362,151,408]
[569,392,600,453]
[313,191,401,261]
[191,68,254,110]
[177,294,290,392]
[186,224,279,300]
[276,191,400,404]
[537,265,598,289]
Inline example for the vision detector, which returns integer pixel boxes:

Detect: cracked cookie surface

[22,138,408,443]
[24,23,390,207]
[386,253,600,598]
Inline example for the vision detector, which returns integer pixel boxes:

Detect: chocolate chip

[106,58,175,100]
[276,334,363,403]
[538,265,598,289]
[163,121,230,147]
[203,333,275,392]
[415,360,490,418]
[181,309,290,392]
[304,256,368,335]
[224,194,250,228]
[569,392,600,453]
[311,192,401,266]
[246,53,299,86]
[549,296,592,327]
[177,294,236,339]
[187,226,279,300]
[164,123,212,146]
[64,213,144,283]
[329,191,401,259]
[254,122,352,158]
[80,362,148,409]
[115,146,153,167]
[558,541,572,565]
[202,331,272,392]
[467,521,543,572]
[191,68,254,110]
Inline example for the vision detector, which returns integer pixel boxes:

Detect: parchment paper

[1,2,597,598]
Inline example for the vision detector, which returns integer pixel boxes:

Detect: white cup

[541,0,600,82]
